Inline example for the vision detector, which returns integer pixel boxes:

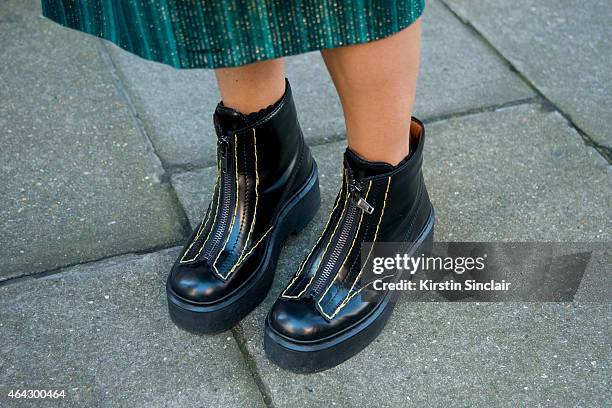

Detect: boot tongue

[214,103,250,136]
[344,148,395,181]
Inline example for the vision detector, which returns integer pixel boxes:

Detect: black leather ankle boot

[265,118,434,372]
[167,80,320,333]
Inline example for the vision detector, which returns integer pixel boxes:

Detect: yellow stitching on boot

[281,168,346,298]
[180,157,221,264]
[317,180,372,305]
[282,167,348,299]
[222,129,258,279]
[212,133,240,279]
[180,174,219,262]
[322,176,391,320]
[228,224,274,271]
[342,273,395,305]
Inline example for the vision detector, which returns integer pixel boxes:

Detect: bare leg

[215,59,286,114]
[321,20,422,165]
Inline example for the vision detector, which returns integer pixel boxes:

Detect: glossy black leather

[270,118,433,341]
[169,80,314,304]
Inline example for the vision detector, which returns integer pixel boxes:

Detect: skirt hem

[41,1,424,70]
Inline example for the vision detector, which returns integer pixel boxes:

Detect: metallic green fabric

[41,0,425,69]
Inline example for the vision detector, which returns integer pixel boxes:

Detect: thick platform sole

[264,207,435,373]
[166,164,321,334]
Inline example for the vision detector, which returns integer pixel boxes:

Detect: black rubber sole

[264,208,435,373]
[166,164,321,334]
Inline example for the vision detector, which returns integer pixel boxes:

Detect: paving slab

[423,105,611,242]
[237,303,609,408]
[105,0,532,168]
[0,248,266,408]
[171,104,610,407]
[0,0,186,281]
[104,44,219,169]
[442,0,612,146]
[415,0,534,120]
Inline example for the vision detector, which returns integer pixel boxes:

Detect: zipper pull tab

[355,196,374,214]
[219,137,229,173]
[350,182,374,214]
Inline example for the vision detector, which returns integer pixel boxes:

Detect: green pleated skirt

[41,0,424,69]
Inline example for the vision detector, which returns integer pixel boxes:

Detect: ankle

[346,144,410,167]
[215,80,287,132]
[218,76,286,116]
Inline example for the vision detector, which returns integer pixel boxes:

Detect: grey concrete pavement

[0,249,266,408]
[1,0,610,406]
[442,0,612,147]
[422,105,611,242]
[415,0,535,120]
[238,303,610,408]
[0,0,186,281]
[104,45,219,169]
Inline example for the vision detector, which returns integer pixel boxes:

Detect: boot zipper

[219,136,229,173]
[201,135,234,262]
[310,178,374,297]
[351,184,374,214]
